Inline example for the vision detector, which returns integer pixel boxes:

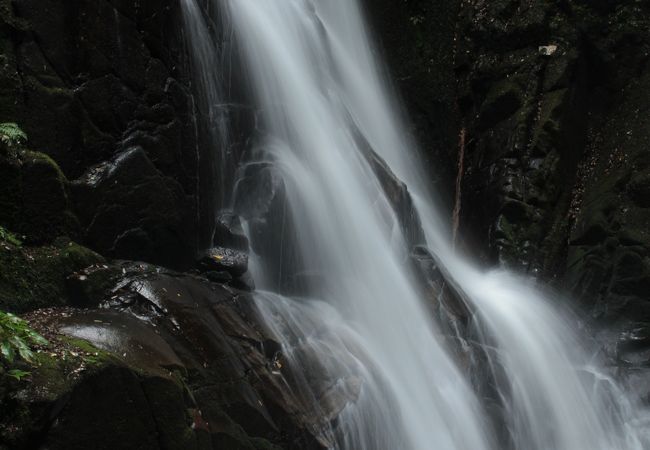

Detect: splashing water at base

[182,0,649,448]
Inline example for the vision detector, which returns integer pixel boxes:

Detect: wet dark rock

[371,0,650,322]
[234,162,299,292]
[0,0,216,266]
[319,376,362,422]
[213,212,249,251]
[234,163,285,222]
[351,124,427,249]
[0,0,648,447]
[0,237,104,314]
[616,325,650,368]
[628,174,650,208]
[230,270,256,292]
[2,263,332,450]
[198,247,249,278]
[65,264,121,308]
[565,69,650,325]
[362,144,426,249]
[369,0,650,406]
[39,366,196,450]
[72,146,192,269]
[204,270,234,284]
[408,246,473,333]
[451,0,650,281]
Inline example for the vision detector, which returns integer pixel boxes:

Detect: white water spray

[182,0,648,448]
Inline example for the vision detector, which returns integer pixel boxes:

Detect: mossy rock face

[0,0,215,267]
[0,361,202,450]
[441,0,650,279]
[0,235,104,314]
[41,367,197,450]
[0,330,117,450]
[0,148,80,245]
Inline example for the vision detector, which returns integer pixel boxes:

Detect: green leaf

[5,313,22,325]
[30,333,48,346]
[17,347,34,362]
[7,369,31,381]
[9,336,33,361]
[0,226,22,247]
[0,309,48,365]
[1,341,15,363]
[0,122,27,146]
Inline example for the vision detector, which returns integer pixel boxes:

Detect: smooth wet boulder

[198,247,249,278]
[1,262,335,450]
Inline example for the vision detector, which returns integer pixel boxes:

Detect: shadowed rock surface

[1,0,650,447]
[1,262,337,450]
[369,0,650,407]
[0,0,216,268]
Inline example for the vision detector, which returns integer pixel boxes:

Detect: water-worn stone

[198,247,249,277]
[233,162,298,292]
[2,262,332,450]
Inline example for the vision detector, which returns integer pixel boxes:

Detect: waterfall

[182,0,648,449]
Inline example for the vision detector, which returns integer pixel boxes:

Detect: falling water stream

[181,0,648,449]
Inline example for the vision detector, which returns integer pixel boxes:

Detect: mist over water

[182,0,648,448]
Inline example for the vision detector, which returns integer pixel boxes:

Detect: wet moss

[0,236,104,314]
[0,226,21,247]
[0,146,81,245]
[58,337,117,367]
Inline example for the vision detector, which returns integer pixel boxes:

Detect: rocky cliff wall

[372,0,650,400]
[0,0,218,269]
[372,0,650,324]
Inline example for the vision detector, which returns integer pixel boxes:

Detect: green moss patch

[0,123,81,244]
[0,236,104,314]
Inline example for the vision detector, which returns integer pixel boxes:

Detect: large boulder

[2,262,341,450]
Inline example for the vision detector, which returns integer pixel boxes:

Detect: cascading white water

[182,0,648,449]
